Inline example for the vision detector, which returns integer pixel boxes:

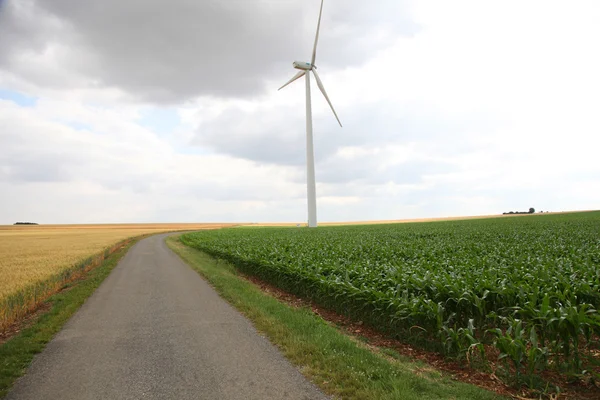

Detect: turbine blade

[278,71,306,91]
[311,0,325,66]
[312,69,342,127]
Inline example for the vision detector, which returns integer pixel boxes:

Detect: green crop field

[181,212,600,388]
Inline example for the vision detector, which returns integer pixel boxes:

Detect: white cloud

[0,0,599,224]
[0,99,309,223]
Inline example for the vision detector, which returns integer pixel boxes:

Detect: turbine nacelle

[293,61,313,71]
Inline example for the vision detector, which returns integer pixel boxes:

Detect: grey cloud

[0,1,50,66]
[191,100,500,171]
[192,106,307,165]
[173,180,305,203]
[190,97,474,190]
[317,158,455,185]
[191,103,402,166]
[0,0,418,103]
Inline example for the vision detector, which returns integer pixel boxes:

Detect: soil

[0,302,52,346]
[240,273,600,400]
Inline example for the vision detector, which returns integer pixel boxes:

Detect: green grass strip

[0,239,139,398]
[168,236,503,400]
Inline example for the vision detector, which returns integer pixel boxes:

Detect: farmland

[0,223,232,333]
[181,212,600,388]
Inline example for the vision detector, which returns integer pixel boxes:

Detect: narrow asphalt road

[7,234,328,400]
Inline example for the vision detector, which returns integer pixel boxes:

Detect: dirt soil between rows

[241,273,600,400]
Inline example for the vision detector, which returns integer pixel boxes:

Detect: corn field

[181,212,600,387]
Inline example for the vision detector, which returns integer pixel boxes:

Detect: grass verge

[167,236,503,400]
[0,238,139,398]
[1,238,138,333]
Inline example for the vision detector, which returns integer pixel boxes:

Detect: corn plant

[181,211,600,387]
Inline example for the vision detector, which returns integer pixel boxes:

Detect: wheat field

[0,224,232,300]
[0,223,233,332]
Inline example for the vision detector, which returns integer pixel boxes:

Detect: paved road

[7,234,328,400]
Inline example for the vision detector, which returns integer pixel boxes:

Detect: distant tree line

[13,222,39,225]
[503,208,535,215]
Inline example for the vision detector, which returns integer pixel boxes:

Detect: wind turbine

[279,0,342,228]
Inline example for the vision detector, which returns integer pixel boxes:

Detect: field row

[181,212,600,387]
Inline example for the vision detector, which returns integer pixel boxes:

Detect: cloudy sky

[0,0,598,224]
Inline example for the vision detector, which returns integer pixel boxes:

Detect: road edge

[167,235,503,400]
[0,237,141,398]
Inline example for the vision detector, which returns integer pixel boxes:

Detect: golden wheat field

[0,223,233,302]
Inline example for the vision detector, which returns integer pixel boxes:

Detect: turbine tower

[279,0,342,228]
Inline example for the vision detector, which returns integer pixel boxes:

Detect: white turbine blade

[311,0,325,66]
[278,71,306,91]
[312,69,342,127]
